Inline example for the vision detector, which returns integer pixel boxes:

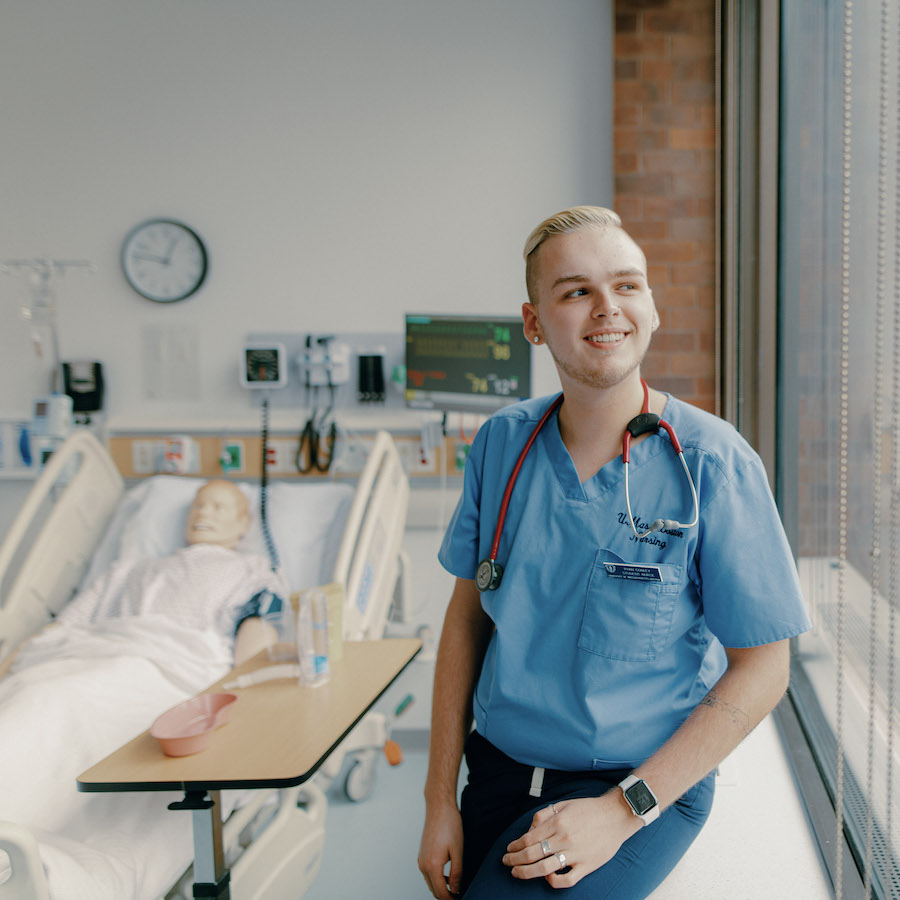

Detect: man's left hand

[501,792,642,889]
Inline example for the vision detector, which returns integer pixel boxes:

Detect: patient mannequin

[188,479,283,661]
[0,479,284,677]
[183,478,283,662]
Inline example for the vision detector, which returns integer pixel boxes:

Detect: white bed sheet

[0,616,235,899]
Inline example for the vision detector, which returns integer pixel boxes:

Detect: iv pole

[0,258,95,392]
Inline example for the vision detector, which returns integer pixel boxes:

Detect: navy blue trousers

[460,731,715,899]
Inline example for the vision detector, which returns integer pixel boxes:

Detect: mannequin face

[185,480,250,549]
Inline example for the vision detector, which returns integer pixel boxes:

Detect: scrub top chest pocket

[579,549,684,662]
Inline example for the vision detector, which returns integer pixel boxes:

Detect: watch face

[121,219,208,302]
[624,780,657,815]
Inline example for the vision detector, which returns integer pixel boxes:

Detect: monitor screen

[405,314,531,412]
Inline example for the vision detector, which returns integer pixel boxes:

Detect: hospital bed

[0,427,410,900]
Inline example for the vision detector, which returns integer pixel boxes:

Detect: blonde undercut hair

[523,206,626,304]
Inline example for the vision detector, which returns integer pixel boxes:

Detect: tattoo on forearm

[700,689,751,737]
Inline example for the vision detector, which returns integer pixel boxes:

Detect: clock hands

[133,234,181,267]
[162,235,179,265]
[131,250,171,265]
[122,219,207,302]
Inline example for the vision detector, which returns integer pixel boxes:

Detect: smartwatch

[618,774,659,826]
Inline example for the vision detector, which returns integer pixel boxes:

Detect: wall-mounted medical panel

[106,430,469,481]
[242,332,405,411]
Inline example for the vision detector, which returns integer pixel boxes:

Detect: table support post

[168,789,231,899]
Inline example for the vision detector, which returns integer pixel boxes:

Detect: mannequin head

[185,480,250,549]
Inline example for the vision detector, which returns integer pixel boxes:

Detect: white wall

[0,0,613,422]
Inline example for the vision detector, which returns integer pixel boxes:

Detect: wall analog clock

[121,219,208,302]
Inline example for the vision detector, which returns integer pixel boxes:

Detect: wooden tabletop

[77,638,421,793]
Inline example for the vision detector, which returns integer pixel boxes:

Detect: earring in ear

[533,336,540,344]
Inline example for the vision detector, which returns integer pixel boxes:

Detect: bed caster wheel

[344,753,377,802]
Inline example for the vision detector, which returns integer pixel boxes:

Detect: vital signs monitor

[404,314,531,413]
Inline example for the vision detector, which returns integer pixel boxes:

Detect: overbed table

[77,638,421,899]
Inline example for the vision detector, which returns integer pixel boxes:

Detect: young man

[418,207,810,898]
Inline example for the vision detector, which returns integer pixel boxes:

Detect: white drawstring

[529,766,545,798]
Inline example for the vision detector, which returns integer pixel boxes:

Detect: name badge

[603,563,662,583]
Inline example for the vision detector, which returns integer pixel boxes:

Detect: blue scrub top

[439,393,811,771]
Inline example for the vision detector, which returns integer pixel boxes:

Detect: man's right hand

[419,578,490,897]
[418,800,464,898]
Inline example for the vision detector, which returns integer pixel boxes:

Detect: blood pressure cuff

[233,589,284,635]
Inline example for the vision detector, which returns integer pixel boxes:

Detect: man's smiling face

[522,225,659,393]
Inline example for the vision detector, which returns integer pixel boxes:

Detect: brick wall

[614,1,717,413]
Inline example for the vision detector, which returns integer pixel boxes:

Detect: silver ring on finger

[555,851,567,870]
[540,839,552,856]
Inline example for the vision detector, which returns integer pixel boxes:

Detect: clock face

[121,219,208,302]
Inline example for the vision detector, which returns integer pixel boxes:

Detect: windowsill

[795,558,900,855]
[648,713,831,897]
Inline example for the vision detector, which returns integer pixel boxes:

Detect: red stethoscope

[475,379,700,592]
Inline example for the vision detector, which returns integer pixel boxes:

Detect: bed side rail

[332,430,410,641]
[0,430,124,662]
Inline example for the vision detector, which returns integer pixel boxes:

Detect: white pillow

[81,476,354,594]
[262,481,354,590]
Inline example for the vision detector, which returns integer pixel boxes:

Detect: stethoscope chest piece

[476,558,504,592]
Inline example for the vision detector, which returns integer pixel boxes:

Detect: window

[777,1,900,896]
